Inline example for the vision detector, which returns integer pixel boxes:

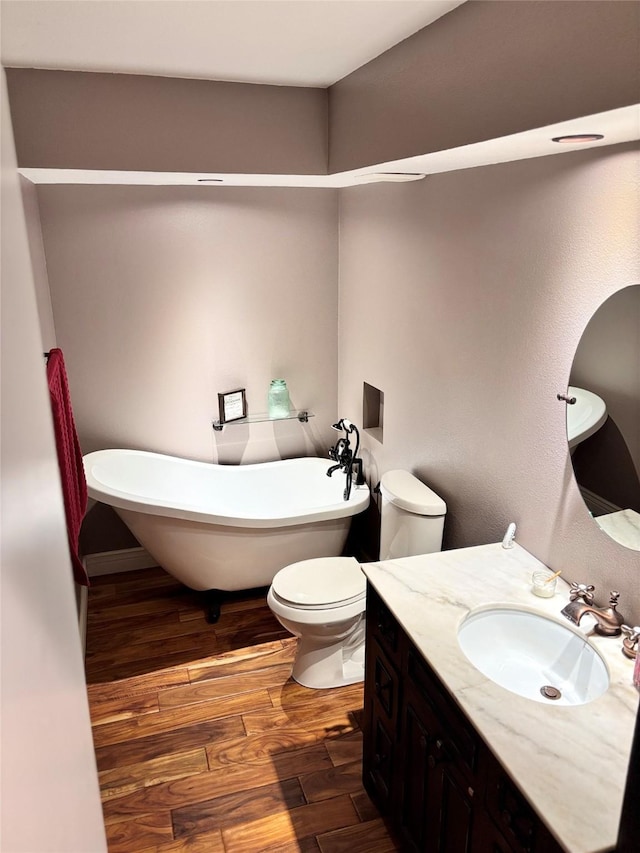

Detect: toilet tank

[379,470,447,560]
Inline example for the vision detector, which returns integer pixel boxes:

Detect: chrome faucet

[561,583,625,637]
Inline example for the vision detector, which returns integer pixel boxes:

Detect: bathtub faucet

[328,419,365,501]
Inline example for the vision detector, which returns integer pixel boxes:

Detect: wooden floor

[85,567,400,853]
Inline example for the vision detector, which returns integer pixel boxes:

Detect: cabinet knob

[427,742,450,769]
[501,809,512,826]
[419,735,427,749]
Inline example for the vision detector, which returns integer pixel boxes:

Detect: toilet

[267,470,447,688]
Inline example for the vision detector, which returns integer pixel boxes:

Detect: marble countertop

[596,508,640,551]
[362,542,639,853]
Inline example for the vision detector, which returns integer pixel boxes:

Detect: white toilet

[267,469,447,688]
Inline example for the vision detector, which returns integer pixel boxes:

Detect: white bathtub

[83,449,369,594]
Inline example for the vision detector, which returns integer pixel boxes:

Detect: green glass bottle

[268,379,291,419]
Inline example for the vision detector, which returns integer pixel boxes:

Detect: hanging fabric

[46,348,89,586]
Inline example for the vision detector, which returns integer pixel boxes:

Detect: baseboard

[84,546,158,577]
[579,487,622,517]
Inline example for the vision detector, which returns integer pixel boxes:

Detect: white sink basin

[458,606,609,706]
[567,385,607,449]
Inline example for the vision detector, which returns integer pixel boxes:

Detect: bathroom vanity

[361,544,639,853]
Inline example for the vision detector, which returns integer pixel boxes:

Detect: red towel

[46,348,89,586]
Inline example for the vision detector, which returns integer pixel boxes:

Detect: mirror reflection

[568,285,640,551]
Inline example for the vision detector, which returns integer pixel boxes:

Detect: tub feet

[204,589,222,624]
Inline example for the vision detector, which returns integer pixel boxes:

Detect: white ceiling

[0,0,466,88]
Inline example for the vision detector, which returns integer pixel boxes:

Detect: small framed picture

[218,388,247,424]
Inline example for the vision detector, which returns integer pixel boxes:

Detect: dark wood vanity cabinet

[363,585,562,853]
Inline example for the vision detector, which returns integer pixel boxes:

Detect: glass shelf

[212,409,314,431]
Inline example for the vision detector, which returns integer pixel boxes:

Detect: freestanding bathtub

[83,449,369,619]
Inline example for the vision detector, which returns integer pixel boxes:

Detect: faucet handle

[568,582,595,605]
[621,625,640,659]
[602,590,625,637]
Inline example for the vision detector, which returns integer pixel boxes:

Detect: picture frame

[218,388,247,424]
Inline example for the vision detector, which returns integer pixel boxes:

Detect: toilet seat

[271,556,365,610]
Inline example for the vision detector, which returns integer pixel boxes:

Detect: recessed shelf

[363,382,384,443]
[212,409,314,431]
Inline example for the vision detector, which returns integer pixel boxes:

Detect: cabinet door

[437,762,476,853]
[400,692,477,853]
[400,700,437,851]
[471,808,519,853]
[365,708,396,812]
[363,637,400,813]
[363,583,561,853]
[407,647,480,780]
[371,640,400,730]
[367,585,401,668]
[485,760,561,853]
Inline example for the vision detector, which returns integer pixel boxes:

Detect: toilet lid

[272,556,366,607]
[380,469,446,516]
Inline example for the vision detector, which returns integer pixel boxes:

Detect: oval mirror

[567,284,640,551]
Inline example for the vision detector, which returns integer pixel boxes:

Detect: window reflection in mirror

[568,284,640,551]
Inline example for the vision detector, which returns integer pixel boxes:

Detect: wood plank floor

[85,567,401,853]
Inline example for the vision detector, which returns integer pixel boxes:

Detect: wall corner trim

[77,575,88,658]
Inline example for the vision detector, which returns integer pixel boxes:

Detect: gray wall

[20,175,57,348]
[37,186,340,465]
[18,0,639,617]
[329,0,640,171]
[35,144,640,622]
[37,185,340,553]
[1,70,106,853]
[9,4,638,178]
[338,142,640,620]
[7,69,328,174]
